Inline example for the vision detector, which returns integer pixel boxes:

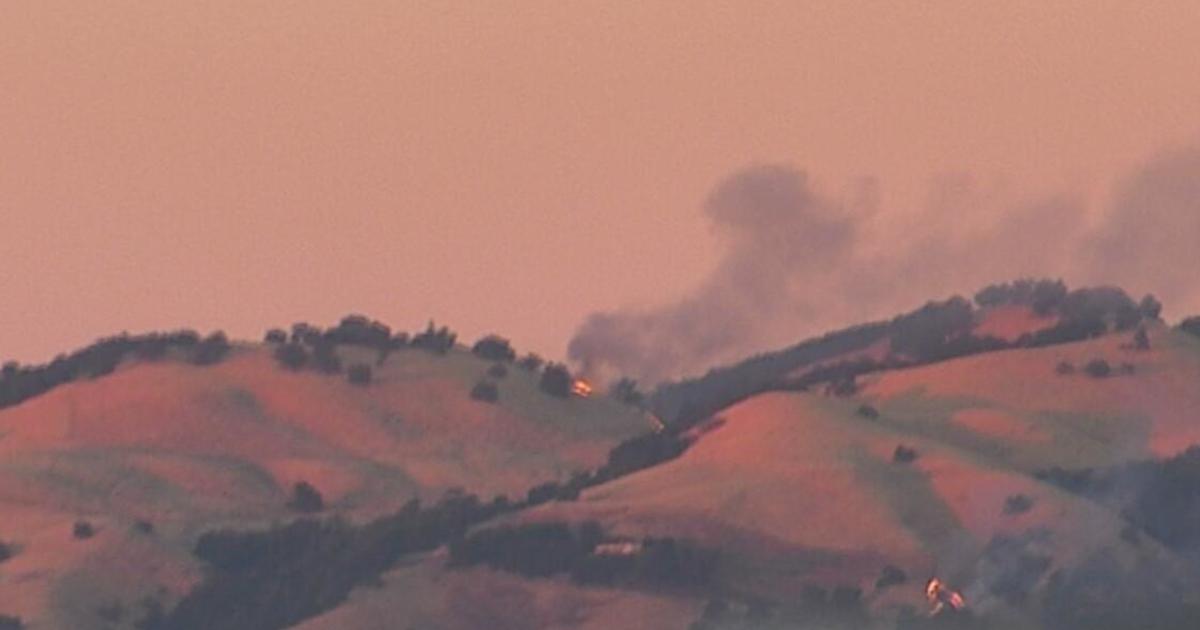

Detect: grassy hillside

[304,325,1200,630]
[0,337,651,629]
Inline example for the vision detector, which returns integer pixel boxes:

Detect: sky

[2,1,1198,373]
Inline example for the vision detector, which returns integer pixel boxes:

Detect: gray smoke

[569,145,1200,385]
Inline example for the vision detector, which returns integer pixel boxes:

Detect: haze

[2,1,1198,373]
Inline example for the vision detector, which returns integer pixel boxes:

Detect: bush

[516,353,544,372]
[347,363,372,386]
[1084,359,1112,378]
[133,520,155,535]
[856,404,880,419]
[0,615,23,630]
[73,521,96,539]
[1139,294,1163,320]
[472,335,516,362]
[486,363,508,379]
[411,322,456,355]
[1055,361,1075,375]
[264,329,288,344]
[540,363,572,398]
[611,378,644,406]
[1133,327,1150,351]
[1003,494,1034,515]
[1181,316,1200,338]
[286,482,324,513]
[876,565,907,590]
[0,540,13,563]
[273,342,309,370]
[312,341,342,374]
[470,381,499,403]
[192,332,231,366]
[893,445,918,464]
[326,315,391,349]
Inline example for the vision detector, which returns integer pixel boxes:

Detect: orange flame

[571,378,593,397]
[925,578,966,616]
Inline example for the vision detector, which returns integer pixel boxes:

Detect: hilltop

[2,282,1200,630]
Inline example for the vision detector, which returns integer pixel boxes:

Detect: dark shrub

[1084,359,1112,378]
[286,482,324,513]
[1133,327,1150,351]
[611,378,644,406]
[470,381,499,403]
[312,340,342,374]
[347,363,372,386]
[516,353,544,372]
[1004,494,1034,515]
[326,315,391,349]
[273,342,309,370]
[264,329,288,344]
[876,565,908,590]
[73,521,96,539]
[1181,316,1200,338]
[540,363,572,398]
[893,445,918,464]
[1055,361,1075,375]
[133,520,155,535]
[1139,294,1163,320]
[857,404,880,419]
[290,322,321,345]
[192,332,231,366]
[0,540,13,563]
[411,322,456,355]
[472,335,516,362]
[0,615,23,630]
[486,363,508,379]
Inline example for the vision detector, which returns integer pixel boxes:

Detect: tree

[73,521,96,539]
[1180,316,1200,338]
[893,445,918,464]
[1084,359,1112,378]
[312,340,342,374]
[192,331,231,366]
[273,343,309,370]
[540,363,572,397]
[347,363,372,386]
[1133,326,1150,351]
[470,381,499,403]
[264,329,288,344]
[1139,294,1163,320]
[286,481,324,513]
[472,335,516,362]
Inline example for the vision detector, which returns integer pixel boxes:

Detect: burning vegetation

[925,577,966,617]
[571,378,594,397]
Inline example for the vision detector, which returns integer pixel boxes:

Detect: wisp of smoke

[569,145,1200,385]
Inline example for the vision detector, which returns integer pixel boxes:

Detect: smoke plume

[569,145,1200,385]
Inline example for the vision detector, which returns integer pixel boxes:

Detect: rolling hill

[2,283,1200,630]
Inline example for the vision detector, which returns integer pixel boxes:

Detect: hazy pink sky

[2,2,1199,364]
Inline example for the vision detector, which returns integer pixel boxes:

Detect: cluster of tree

[286,481,324,513]
[650,282,1157,430]
[471,335,516,362]
[974,278,1069,314]
[0,330,229,411]
[539,362,573,398]
[148,491,508,630]
[449,520,717,591]
[1181,316,1200,338]
[689,584,868,630]
[410,322,457,354]
[150,411,699,630]
[1037,446,1200,553]
[610,377,644,406]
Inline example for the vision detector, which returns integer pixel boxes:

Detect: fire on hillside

[926,577,966,616]
[571,378,594,397]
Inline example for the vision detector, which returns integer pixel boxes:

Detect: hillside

[0,328,651,629]
[293,324,1200,630]
[2,286,1199,630]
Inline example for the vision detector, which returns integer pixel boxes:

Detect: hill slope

[0,340,650,629]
